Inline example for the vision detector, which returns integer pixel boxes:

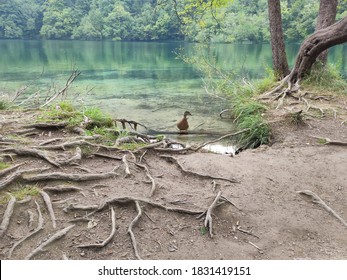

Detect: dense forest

[0,0,346,42]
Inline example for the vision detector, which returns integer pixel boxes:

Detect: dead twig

[25,224,75,260]
[0,194,16,238]
[297,190,347,228]
[22,167,119,184]
[190,129,250,152]
[77,207,117,249]
[8,200,44,259]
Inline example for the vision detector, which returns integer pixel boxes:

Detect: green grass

[302,63,347,94]
[0,185,41,205]
[0,162,10,170]
[37,102,114,129]
[227,77,273,149]
[0,100,9,110]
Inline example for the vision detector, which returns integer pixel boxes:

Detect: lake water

[0,40,346,148]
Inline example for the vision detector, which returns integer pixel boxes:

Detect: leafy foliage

[1,0,343,42]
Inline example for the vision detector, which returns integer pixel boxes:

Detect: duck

[177,111,192,132]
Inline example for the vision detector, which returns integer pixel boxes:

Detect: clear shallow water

[1,40,346,149]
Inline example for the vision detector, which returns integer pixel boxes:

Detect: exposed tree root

[25,224,75,260]
[0,162,26,177]
[22,167,120,184]
[310,136,347,146]
[40,191,57,229]
[8,200,44,259]
[297,190,347,228]
[92,153,122,161]
[0,147,63,167]
[131,161,156,197]
[34,139,119,151]
[0,194,16,238]
[64,196,205,217]
[122,155,132,177]
[43,185,83,192]
[128,201,142,260]
[77,207,117,249]
[203,191,222,238]
[24,122,68,129]
[160,155,240,183]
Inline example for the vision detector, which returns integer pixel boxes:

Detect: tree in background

[0,0,43,39]
[267,0,290,79]
[315,0,338,64]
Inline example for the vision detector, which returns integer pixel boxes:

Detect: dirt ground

[0,94,346,260]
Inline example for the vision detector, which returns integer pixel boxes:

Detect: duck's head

[183,111,192,117]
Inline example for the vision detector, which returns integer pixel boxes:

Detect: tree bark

[315,0,338,64]
[267,0,290,79]
[289,15,347,86]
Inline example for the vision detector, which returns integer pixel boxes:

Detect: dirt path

[0,104,346,260]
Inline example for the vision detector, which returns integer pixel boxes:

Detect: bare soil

[0,94,346,260]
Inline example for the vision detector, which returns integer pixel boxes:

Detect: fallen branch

[160,155,240,183]
[204,191,222,238]
[190,129,251,152]
[0,194,16,238]
[297,190,347,228]
[128,201,142,260]
[8,200,44,259]
[25,224,76,260]
[40,70,81,108]
[40,191,57,229]
[77,207,117,249]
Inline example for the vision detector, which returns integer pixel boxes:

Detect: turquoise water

[0,40,346,146]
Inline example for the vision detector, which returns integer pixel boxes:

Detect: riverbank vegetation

[1,0,346,42]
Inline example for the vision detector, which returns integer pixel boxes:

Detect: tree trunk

[289,15,347,86]
[267,0,290,79]
[315,0,338,64]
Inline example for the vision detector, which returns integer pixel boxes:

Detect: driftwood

[297,190,347,228]
[25,224,75,260]
[0,194,16,238]
[8,201,44,259]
